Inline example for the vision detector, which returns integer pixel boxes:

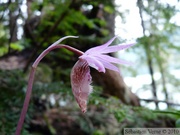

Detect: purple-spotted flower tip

[71,36,135,113]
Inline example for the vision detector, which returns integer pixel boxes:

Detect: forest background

[0,0,180,135]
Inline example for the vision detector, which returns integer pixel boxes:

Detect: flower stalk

[15,36,82,135]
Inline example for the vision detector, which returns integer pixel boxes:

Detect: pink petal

[85,36,118,54]
[101,43,135,54]
[79,55,105,73]
[96,54,133,65]
[71,59,92,113]
[96,57,120,72]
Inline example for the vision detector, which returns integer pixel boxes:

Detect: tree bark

[8,0,18,53]
[92,69,140,106]
[96,1,140,106]
[137,0,158,108]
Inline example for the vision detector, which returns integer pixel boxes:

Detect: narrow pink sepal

[101,43,135,54]
[79,55,105,73]
[70,59,92,113]
[95,57,120,72]
[85,36,118,54]
[96,54,133,66]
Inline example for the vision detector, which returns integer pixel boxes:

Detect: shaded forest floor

[28,107,176,135]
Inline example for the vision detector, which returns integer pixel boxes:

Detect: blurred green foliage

[0,69,178,134]
[0,70,31,134]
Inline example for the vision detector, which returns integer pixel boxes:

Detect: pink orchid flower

[15,36,134,135]
[71,36,135,113]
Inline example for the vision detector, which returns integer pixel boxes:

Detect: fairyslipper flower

[15,36,134,135]
[71,36,135,113]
